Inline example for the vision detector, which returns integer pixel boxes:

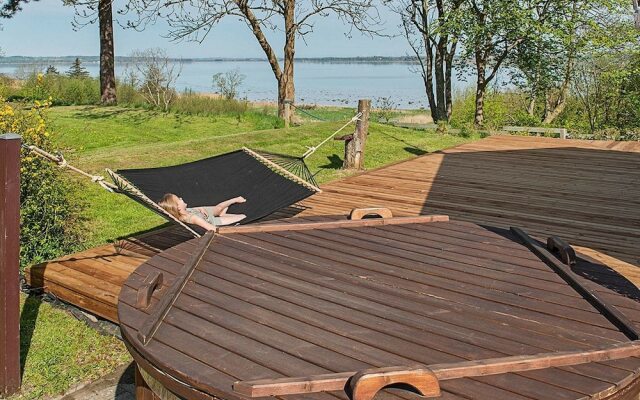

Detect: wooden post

[0,133,21,396]
[344,99,370,170]
[559,128,567,139]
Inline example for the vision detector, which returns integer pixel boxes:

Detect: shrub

[20,73,100,105]
[0,96,85,269]
[212,69,245,100]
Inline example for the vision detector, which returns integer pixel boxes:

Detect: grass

[47,104,479,248]
[9,294,130,400]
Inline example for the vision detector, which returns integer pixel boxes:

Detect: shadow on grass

[404,147,428,156]
[71,106,158,125]
[378,130,429,156]
[319,154,343,170]
[20,293,42,378]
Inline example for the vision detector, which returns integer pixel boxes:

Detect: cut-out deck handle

[348,367,441,400]
[136,271,164,309]
[349,207,393,220]
[546,236,577,267]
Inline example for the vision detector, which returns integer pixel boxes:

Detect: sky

[0,1,412,58]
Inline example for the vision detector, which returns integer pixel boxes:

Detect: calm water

[0,60,475,109]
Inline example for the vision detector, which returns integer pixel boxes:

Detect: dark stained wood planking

[119,218,640,400]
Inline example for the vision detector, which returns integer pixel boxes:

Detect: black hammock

[108,147,320,228]
[26,112,361,237]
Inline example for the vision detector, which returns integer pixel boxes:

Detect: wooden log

[233,341,640,398]
[0,133,21,396]
[344,99,370,170]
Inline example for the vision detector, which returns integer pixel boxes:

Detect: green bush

[0,97,85,269]
[20,73,100,105]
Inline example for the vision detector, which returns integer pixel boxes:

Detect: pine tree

[45,65,59,75]
[67,57,89,78]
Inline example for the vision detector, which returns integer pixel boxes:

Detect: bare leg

[219,206,230,216]
[217,214,246,226]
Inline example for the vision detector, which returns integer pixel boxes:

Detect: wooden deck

[119,217,640,400]
[25,136,640,322]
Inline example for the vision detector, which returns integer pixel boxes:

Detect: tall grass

[169,90,250,115]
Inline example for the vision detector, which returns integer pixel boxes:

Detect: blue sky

[1,1,410,58]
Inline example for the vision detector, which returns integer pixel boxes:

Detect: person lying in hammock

[158,193,246,231]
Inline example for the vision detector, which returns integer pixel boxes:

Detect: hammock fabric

[112,148,320,226]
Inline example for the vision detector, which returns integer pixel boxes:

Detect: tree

[0,0,38,17]
[389,0,463,123]
[510,0,635,124]
[65,0,117,105]
[456,0,553,126]
[46,65,60,75]
[126,48,182,111]
[213,69,245,100]
[67,57,90,78]
[123,0,381,124]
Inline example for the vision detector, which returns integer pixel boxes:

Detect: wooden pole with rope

[0,133,21,396]
[342,99,370,170]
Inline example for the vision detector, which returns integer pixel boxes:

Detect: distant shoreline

[0,55,419,65]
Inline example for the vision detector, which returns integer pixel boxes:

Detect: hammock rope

[288,103,327,122]
[301,112,362,159]
[22,144,118,193]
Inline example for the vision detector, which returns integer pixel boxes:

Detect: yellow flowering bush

[0,96,84,269]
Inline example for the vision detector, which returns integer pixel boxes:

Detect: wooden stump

[344,99,370,170]
[0,133,21,396]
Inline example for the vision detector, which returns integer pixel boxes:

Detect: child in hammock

[158,193,246,231]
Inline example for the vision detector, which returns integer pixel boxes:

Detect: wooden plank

[234,342,640,397]
[218,215,449,234]
[137,232,214,345]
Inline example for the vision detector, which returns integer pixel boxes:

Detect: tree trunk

[99,0,117,105]
[278,0,296,124]
[542,92,566,124]
[344,99,370,169]
[444,44,456,121]
[434,41,447,121]
[474,55,487,126]
[527,95,536,116]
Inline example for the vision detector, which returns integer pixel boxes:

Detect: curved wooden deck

[25,136,640,323]
[119,218,640,400]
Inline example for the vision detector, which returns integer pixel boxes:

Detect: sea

[0,59,477,109]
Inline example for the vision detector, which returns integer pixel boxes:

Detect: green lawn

[10,294,130,400]
[47,105,479,248]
